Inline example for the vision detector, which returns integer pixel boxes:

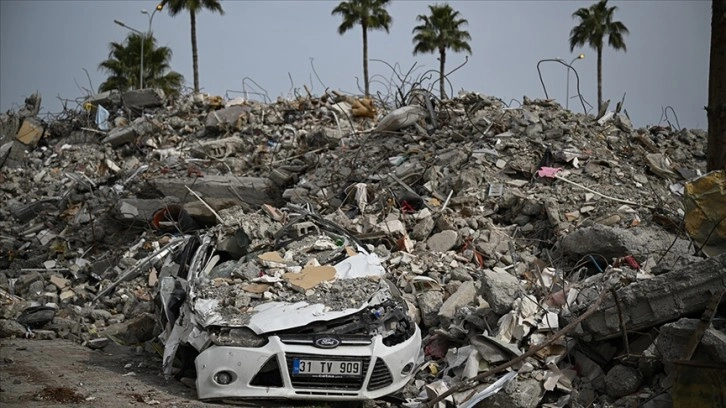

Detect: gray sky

[0,0,711,129]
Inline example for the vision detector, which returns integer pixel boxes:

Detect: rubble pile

[1,86,725,407]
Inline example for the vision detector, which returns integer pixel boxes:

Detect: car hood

[191,251,388,334]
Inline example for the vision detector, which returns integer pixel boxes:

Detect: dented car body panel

[156,208,421,401]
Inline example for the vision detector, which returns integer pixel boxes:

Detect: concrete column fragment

[149,175,283,208]
[579,254,726,340]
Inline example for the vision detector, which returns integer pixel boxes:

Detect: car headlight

[210,327,268,347]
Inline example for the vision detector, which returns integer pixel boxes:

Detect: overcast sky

[0,0,711,129]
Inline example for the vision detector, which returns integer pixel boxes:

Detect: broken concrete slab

[559,224,693,267]
[149,175,283,208]
[98,313,155,345]
[102,126,136,147]
[121,88,165,109]
[83,89,122,108]
[579,254,726,340]
[653,318,726,364]
[205,105,248,130]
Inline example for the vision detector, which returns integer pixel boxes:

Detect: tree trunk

[439,47,446,100]
[707,0,726,171]
[190,9,199,93]
[597,45,603,113]
[362,22,369,97]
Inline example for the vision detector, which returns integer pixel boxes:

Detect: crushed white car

[155,206,421,402]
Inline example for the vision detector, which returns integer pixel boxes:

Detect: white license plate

[292,359,362,376]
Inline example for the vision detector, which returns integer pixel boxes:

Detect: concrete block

[205,105,248,130]
[121,88,165,109]
[417,291,443,328]
[438,280,477,322]
[480,268,521,314]
[0,319,27,338]
[605,365,643,398]
[478,377,543,408]
[84,90,122,108]
[98,312,156,345]
[427,230,458,252]
[102,126,136,147]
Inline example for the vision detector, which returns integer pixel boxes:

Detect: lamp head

[156,2,164,11]
[578,53,585,59]
[141,9,148,14]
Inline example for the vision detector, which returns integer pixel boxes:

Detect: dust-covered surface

[1,88,724,407]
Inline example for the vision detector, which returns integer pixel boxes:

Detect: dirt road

[0,339,379,407]
[1,338,210,407]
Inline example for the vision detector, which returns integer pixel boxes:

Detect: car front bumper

[195,326,422,401]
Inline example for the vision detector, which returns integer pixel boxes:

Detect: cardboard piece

[283,265,336,292]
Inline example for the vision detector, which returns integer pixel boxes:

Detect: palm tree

[569,0,629,112]
[162,0,224,93]
[98,33,184,96]
[412,4,472,100]
[332,0,392,97]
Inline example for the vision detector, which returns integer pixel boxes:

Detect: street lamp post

[566,54,585,110]
[113,19,144,89]
[114,3,163,90]
[141,1,164,88]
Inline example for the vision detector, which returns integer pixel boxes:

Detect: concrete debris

[0,87,723,405]
[604,365,643,398]
[121,88,165,110]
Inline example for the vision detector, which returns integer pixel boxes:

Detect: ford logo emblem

[313,336,341,349]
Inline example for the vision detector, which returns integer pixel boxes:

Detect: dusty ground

[0,339,378,407]
[0,338,210,407]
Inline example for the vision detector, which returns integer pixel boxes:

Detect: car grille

[285,353,370,390]
[278,334,372,347]
[367,358,393,391]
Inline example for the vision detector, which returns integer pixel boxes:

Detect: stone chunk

[98,313,156,345]
[426,230,458,252]
[0,319,26,338]
[417,291,443,328]
[438,281,477,322]
[480,268,521,314]
[605,365,642,398]
[412,217,435,241]
[479,377,543,408]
